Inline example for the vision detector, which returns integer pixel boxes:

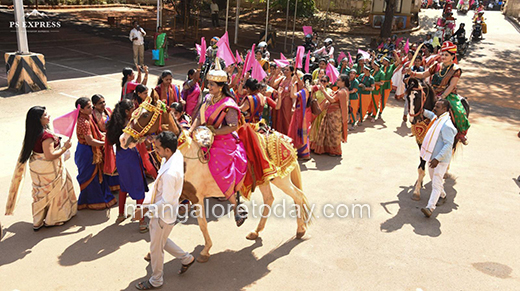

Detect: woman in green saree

[154,27,168,67]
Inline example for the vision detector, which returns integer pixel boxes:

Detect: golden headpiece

[206,57,228,82]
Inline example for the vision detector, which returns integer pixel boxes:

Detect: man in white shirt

[134,132,195,290]
[129,21,146,67]
[210,0,220,27]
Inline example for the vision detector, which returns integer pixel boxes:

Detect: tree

[380,0,395,38]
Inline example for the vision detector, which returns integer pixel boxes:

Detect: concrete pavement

[1,9,520,291]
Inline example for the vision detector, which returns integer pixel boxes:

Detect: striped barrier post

[4,52,48,93]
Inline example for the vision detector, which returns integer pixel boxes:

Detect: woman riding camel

[187,59,248,227]
[406,41,470,144]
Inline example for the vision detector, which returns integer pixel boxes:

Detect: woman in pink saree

[188,60,248,226]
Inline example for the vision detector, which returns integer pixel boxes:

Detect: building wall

[504,0,520,18]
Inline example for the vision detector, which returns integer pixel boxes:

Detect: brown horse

[119,94,312,263]
[406,78,470,200]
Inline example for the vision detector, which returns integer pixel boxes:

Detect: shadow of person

[394,121,411,137]
[0,221,85,267]
[307,153,343,171]
[59,221,150,266]
[513,177,520,191]
[380,177,459,237]
[122,238,305,291]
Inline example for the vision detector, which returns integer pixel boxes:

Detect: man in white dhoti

[419,99,457,218]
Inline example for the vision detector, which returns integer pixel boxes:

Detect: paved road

[1,9,520,291]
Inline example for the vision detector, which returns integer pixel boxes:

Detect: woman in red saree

[273,65,296,135]
[92,94,120,192]
[288,74,312,160]
[240,78,266,123]
[155,70,180,107]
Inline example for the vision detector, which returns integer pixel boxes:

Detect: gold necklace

[211,93,223,105]
[439,64,453,78]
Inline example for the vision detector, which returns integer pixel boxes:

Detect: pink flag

[302,26,313,36]
[199,37,206,64]
[358,49,370,60]
[251,59,267,82]
[280,53,287,60]
[396,37,403,44]
[304,51,310,73]
[196,44,201,56]
[348,52,353,65]
[235,50,243,63]
[337,51,347,64]
[326,63,339,84]
[295,46,305,69]
[53,105,80,138]
[217,41,236,67]
[216,31,229,48]
[404,39,410,54]
[242,44,256,78]
[274,59,290,68]
[377,42,384,49]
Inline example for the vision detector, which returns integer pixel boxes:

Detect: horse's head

[119,91,172,149]
[406,77,435,124]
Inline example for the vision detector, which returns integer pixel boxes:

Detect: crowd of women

[7,28,470,232]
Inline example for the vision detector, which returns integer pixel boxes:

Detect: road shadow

[0,221,85,267]
[394,121,411,137]
[122,238,305,291]
[380,176,459,237]
[460,48,520,118]
[59,220,150,266]
[302,153,343,171]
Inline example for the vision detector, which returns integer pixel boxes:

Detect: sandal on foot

[139,220,149,233]
[178,257,195,274]
[116,214,130,224]
[135,280,161,290]
[144,252,151,262]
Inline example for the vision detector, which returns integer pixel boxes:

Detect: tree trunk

[380,0,395,38]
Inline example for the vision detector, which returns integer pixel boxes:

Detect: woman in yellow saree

[6,106,77,231]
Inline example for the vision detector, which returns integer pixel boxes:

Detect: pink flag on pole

[53,105,80,138]
[358,49,370,60]
[304,51,310,73]
[199,37,206,64]
[337,51,347,64]
[326,63,339,84]
[404,39,410,54]
[348,52,353,65]
[377,42,384,49]
[217,41,236,67]
[196,44,201,56]
[280,53,287,60]
[236,50,243,63]
[242,44,256,78]
[302,26,313,36]
[295,46,305,69]
[251,59,267,82]
[216,31,229,48]
[274,59,290,68]
[396,37,403,44]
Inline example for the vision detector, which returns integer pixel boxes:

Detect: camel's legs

[271,175,307,236]
[246,183,275,240]
[194,201,212,263]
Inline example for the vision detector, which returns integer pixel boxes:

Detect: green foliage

[272,0,316,17]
